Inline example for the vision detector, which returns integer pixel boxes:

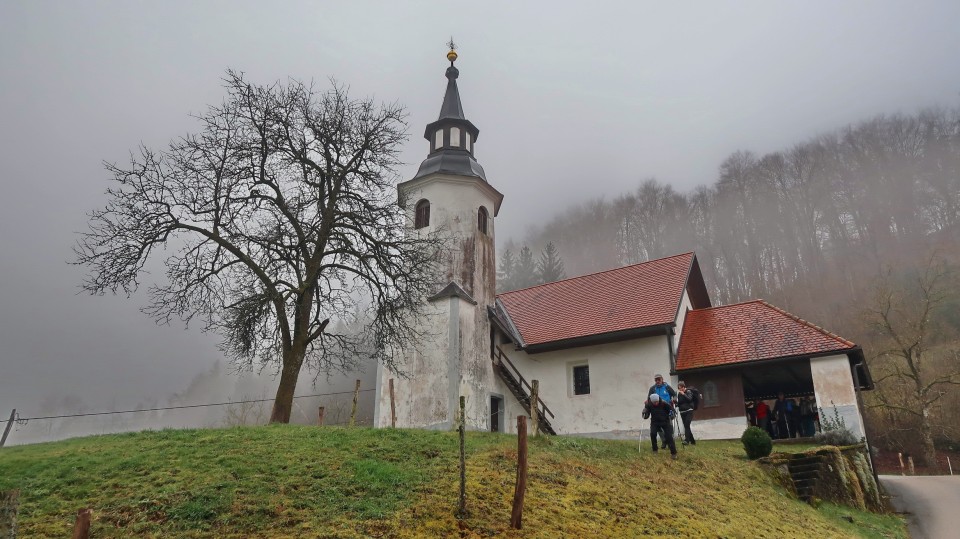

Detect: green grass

[0,426,906,538]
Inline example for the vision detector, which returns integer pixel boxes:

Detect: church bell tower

[374,44,503,430]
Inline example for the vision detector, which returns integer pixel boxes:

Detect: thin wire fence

[0,389,375,425]
[0,387,377,446]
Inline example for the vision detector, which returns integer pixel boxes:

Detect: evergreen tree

[515,246,537,289]
[537,242,567,284]
[498,248,516,292]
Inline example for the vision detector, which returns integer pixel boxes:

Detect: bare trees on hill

[862,256,960,470]
[522,109,960,309]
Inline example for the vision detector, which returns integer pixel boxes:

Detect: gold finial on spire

[446,37,458,64]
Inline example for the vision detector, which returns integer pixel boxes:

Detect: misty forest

[504,107,960,467]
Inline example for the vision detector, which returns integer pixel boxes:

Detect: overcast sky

[2,1,959,424]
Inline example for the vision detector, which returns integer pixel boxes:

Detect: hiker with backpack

[677,381,700,445]
[648,374,677,449]
[642,393,678,459]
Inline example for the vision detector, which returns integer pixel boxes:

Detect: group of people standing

[641,374,698,459]
[749,392,818,439]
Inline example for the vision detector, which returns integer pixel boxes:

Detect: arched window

[415,199,430,229]
[450,127,461,147]
[478,206,489,234]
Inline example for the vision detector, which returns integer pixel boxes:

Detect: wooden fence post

[457,396,466,519]
[530,380,539,438]
[389,378,397,428]
[510,416,528,529]
[0,409,15,448]
[1,490,18,539]
[349,380,361,427]
[318,407,325,426]
[71,508,91,539]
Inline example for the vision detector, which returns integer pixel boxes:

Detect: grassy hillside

[0,426,904,538]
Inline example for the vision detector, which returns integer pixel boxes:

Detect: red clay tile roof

[497,252,695,347]
[676,300,856,371]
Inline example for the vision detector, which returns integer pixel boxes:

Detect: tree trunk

[270,349,304,423]
[919,406,939,471]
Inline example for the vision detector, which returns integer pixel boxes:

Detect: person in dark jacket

[647,374,677,448]
[676,381,696,445]
[772,392,797,439]
[642,393,677,459]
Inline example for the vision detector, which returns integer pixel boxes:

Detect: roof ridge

[497,251,694,297]
[756,300,856,348]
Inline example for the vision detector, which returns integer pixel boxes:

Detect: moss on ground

[0,426,906,538]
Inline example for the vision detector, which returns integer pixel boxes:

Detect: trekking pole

[673,411,684,450]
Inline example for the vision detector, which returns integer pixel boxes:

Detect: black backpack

[688,387,702,410]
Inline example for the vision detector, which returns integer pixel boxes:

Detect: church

[373,48,873,441]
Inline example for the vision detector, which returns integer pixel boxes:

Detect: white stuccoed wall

[811,354,865,438]
[690,417,750,439]
[375,172,500,431]
[375,299,450,429]
[496,336,673,438]
[673,289,693,353]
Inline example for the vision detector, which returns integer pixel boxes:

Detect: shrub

[815,428,858,446]
[815,405,858,446]
[742,426,773,459]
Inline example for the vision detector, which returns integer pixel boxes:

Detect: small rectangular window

[490,395,503,432]
[573,365,590,395]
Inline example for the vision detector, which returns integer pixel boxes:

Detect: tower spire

[438,39,465,120]
[412,42,487,182]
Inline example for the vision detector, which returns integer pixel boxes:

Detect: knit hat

[649,394,660,403]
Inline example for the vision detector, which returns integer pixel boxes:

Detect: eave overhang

[675,346,873,391]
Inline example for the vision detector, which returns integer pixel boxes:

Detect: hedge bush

[741,426,773,460]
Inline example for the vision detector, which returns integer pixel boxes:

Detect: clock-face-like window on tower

[450,127,461,147]
[478,206,489,234]
[415,199,430,229]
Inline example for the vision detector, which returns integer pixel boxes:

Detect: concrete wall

[497,336,673,439]
[811,354,865,439]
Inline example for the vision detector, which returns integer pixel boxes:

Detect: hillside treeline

[507,108,960,462]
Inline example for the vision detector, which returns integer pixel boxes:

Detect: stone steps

[787,455,823,502]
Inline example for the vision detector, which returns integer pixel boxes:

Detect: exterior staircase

[493,347,557,435]
[788,454,823,502]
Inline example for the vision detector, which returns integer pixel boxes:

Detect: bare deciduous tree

[75,70,443,423]
[863,255,960,468]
